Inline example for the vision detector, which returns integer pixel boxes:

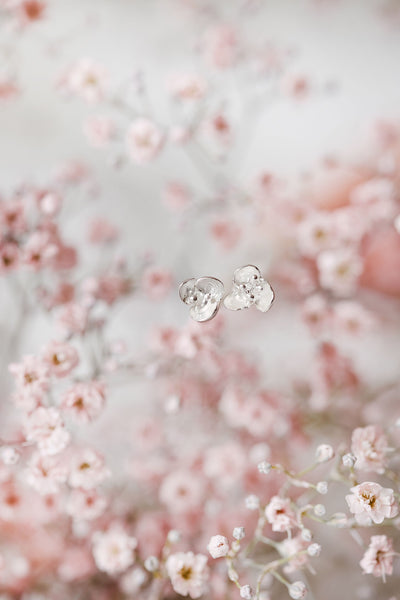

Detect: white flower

[289,581,307,599]
[92,527,137,575]
[315,444,334,463]
[233,526,245,540]
[166,552,209,599]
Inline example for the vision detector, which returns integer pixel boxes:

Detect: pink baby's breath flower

[166,551,209,599]
[265,496,297,532]
[68,448,110,489]
[26,452,67,495]
[61,381,105,423]
[36,190,62,217]
[66,58,108,104]
[56,302,89,335]
[351,425,389,473]
[142,267,173,300]
[126,118,163,164]
[168,72,207,101]
[42,340,79,378]
[9,355,50,399]
[301,294,330,335]
[66,488,107,521]
[346,482,398,525]
[84,115,115,147]
[279,535,309,574]
[360,535,394,579]
[317,249,363,296]
[204,442,246,488]
[297,212,336,256]
[159,469,205,514]
[25,407,70,455]
[23,231,58,270]
[0,200,26,234]
[92,526,137,575]
[332,301,375,334]
[207,535,229,559]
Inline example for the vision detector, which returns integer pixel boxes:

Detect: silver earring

[224,265,274,312]
[179,276,224,322]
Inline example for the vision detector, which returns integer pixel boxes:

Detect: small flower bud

[233,526,245,540]
[301,528,313,542]
[1,446,20,465]
[314,504,326,517]
[315,444,334,463]
[144,556,159,572]
[307,543,321,557]
[342,453,356,468]
[258,461,272,474]
[207,535,229,558]
[289,581,307,599]
[240,585,253,599]
[316,481,328,495]
[167,530,180,544]
[245,495,260,510]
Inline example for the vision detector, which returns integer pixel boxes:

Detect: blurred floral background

[1,1,400,599]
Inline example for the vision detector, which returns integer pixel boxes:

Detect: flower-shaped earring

[179,276,225,322]
[224,265,274,312]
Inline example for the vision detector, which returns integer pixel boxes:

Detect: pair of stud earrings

[179,264,275,322]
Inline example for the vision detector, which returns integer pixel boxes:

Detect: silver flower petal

[179,276,224,322]
[223,264,275,313]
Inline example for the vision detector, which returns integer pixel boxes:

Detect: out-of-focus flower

[166,551,209,599]
[346,482,398,525]
[24,407,70,455]
[92,526,137,575]
[26,452,67,494]
[168,73,207,101]
[360,535,394,579]
[68,448,110,489]
[42,340,79,378]
[317,249,363,296]
[126,118,163,164]
[159,469,205,514]
[64,58,108,104]
[351,425,389,473]
[66,488,107,521]
[265,496,297,532]
[142,267,173,300]
[61,381,106,423]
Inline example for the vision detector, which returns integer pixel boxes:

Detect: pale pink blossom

[26,452,67,495]
[360,535,394,579]
[0,200,26,234]
[84,115,115,147]
[42,340,79,378]
[126,118,163,164]
[36,190,62,217]
[317,249,363,296]
[168,73,207,101]
[24,407,70,455]
[56,302,89,335]
[159,469,205,513]
[23,231,58,270]
[9,355,50,400]
[83,273,130,305]
[142,267,173,300]
[346,482,398,525]
[301,294,331,335]
[265,496,297,532]
[204,442,246,487]
[66,488,107,521]
[332,301,375,334]
[66,58,108,104]
[92,526,137,575]
[166,551,209,599]
[68,448,110,489]
[61,381,105,423]
[279,535,309,574]
[207,535,229,559]
[297,212,336,256]
[351,425,389,473]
